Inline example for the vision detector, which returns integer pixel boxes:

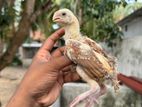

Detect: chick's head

[52,8,78,26]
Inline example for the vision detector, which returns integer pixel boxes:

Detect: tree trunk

[0,15,31,70]
[75,0,83,26]
[0,0,36,71]
[6,0,15,7]
[0,0,4,11]
[0,40,4,57]
[0,0,52,71]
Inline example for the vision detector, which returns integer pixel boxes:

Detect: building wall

[117,17,142,77]
[115,36,142,78]
[121,17,142,37]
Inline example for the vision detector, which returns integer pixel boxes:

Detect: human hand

[6,29,80,107]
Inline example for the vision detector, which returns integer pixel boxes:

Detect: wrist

[6,87,40,107]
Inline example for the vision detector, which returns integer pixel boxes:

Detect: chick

[53,8,119,107]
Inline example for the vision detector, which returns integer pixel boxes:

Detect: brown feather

[65,39,116,83]
[82,37,116,69]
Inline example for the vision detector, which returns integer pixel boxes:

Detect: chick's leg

[70,66,105,107]
[70,87,99,107]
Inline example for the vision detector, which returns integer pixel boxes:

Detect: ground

[0,66,27,107]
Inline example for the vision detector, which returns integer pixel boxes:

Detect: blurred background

[0,0,142,107]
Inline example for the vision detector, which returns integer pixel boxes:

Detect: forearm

[6,72,41,107]
[6,89,41,107]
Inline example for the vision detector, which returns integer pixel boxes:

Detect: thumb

[50,56,72,70]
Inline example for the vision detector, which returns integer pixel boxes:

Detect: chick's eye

[62,12,66,16]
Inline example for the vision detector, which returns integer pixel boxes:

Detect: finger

[61,64,76,72]
[50,56,72,70]
[61,65,72,72]
[63,72,81,83]
[39,28,64,52]
[51,46,65,57]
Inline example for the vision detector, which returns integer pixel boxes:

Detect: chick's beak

[52,12,61,22]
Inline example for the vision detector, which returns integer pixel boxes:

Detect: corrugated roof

[117,7,142,26]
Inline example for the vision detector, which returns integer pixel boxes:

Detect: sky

[117,0,142,3]
[125,0,142,3]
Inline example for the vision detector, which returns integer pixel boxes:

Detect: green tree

[113,1,142,22]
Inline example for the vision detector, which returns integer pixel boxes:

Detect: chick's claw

[70,93,98,107]
[87,95,99,104]
[85,99,94,107]
[70,85,107,107]
[69,87,100,107]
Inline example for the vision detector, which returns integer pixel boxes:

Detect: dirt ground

[0,66,27,107]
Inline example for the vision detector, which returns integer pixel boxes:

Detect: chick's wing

[65,39,113,81]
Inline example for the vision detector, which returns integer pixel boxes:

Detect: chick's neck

[64,21,81,40]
